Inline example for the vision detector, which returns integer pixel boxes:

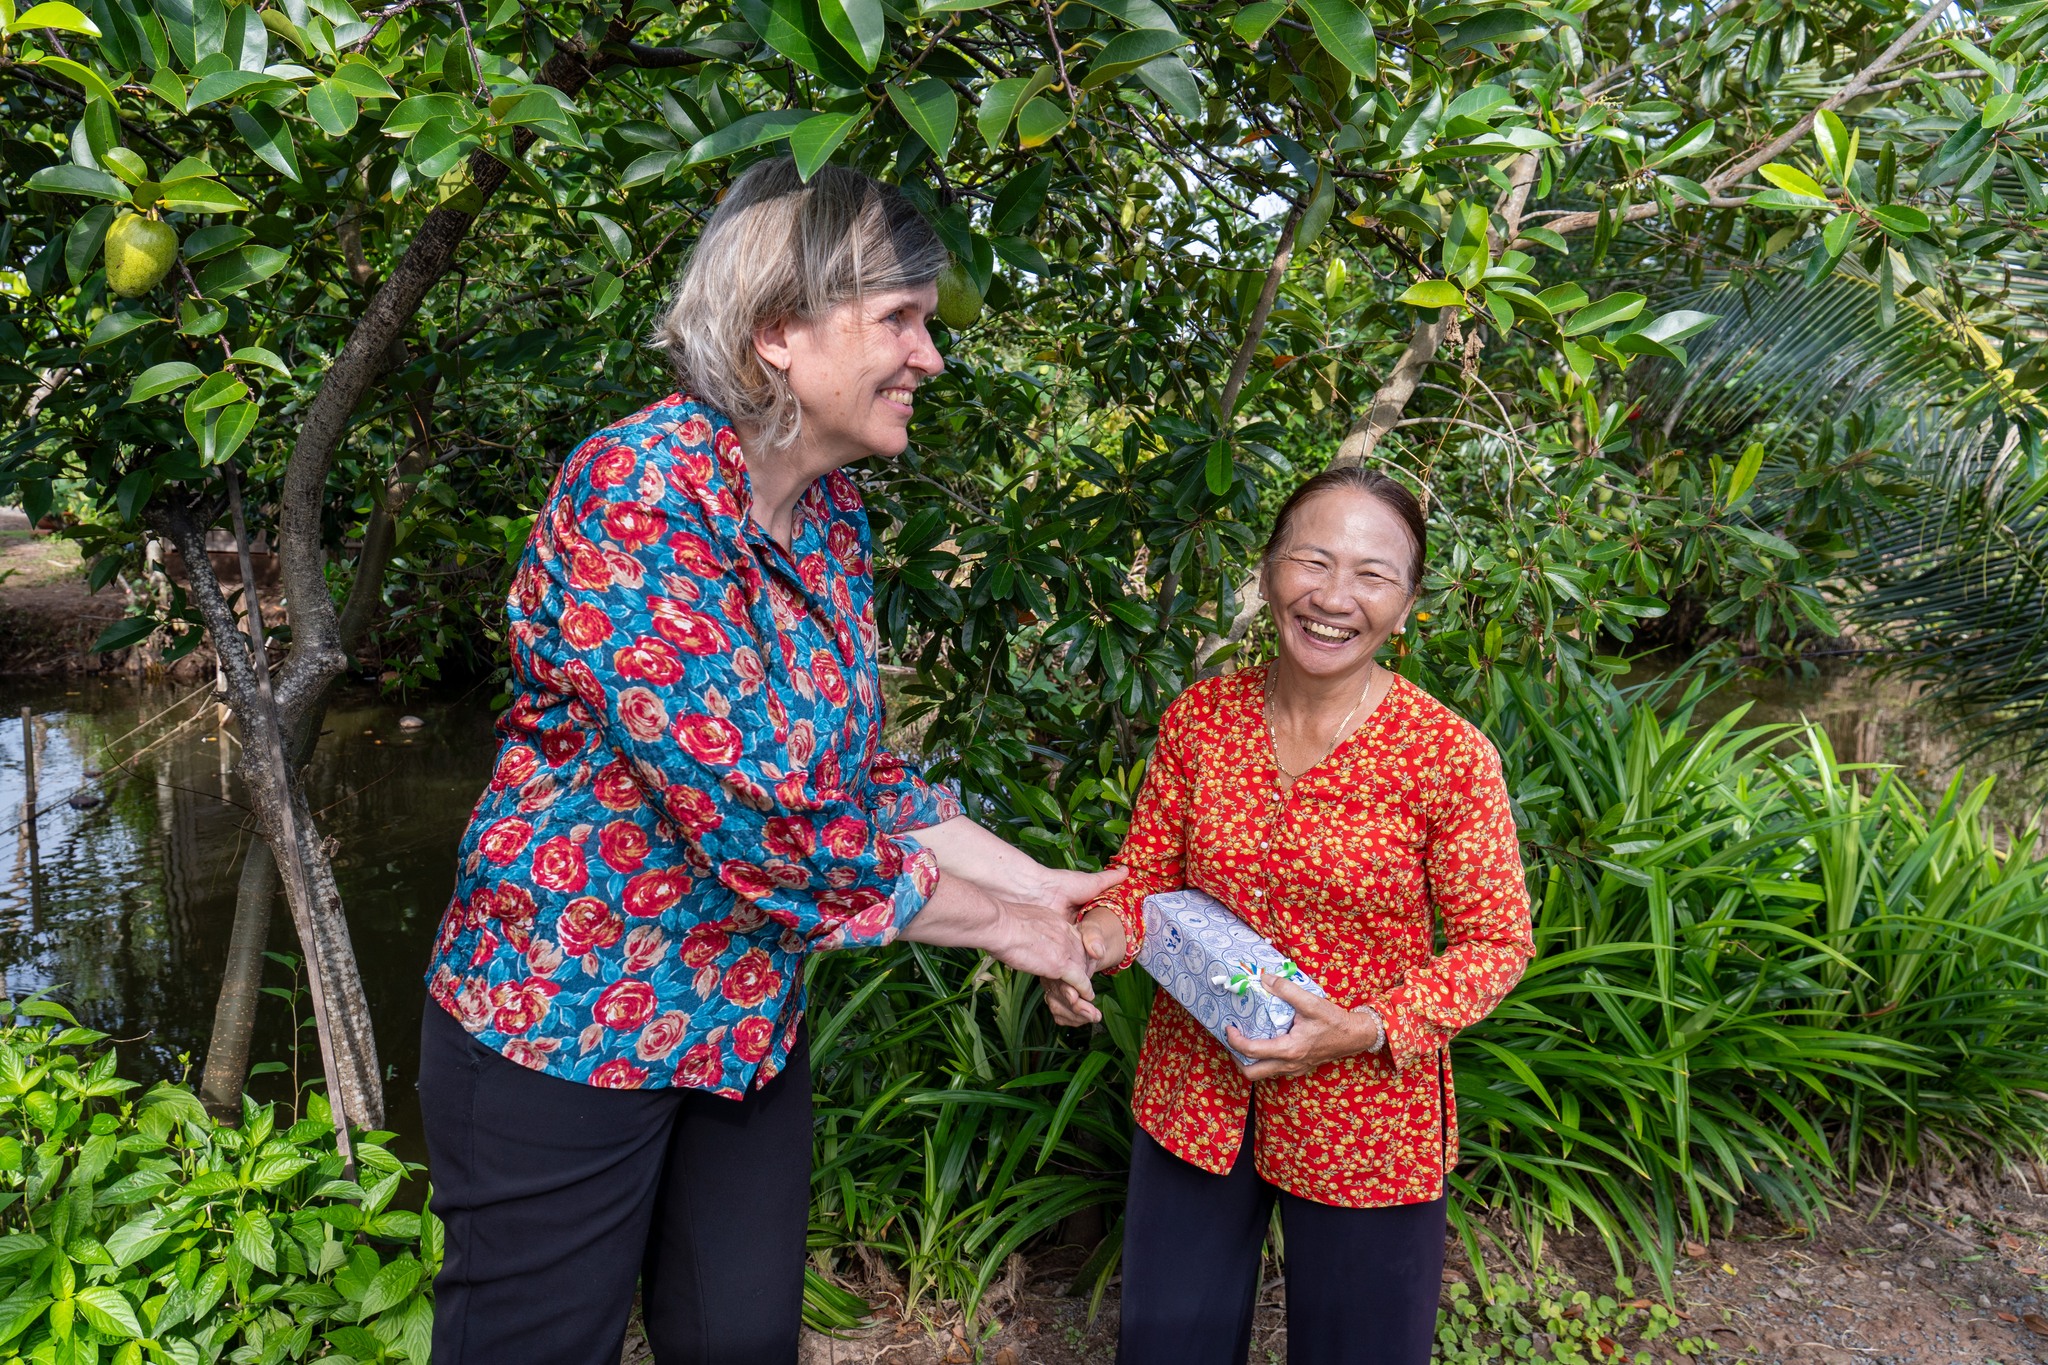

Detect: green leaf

[0,1287,51,1346]
[331,54,396,98]
[684,109,815,166]
[187,370,250,411]
[229,345,288,372]
[1014,97,1068,148]
[14,1,99,34]
[1397,279,1461,307]
[1519,224,1567,253]
[991,161,1053,235]
[581,211,632,265]
[195,244,287,295]
[1560,291,1645,335]
[976,69,1053,146]
[1821,211,1858,257]
[1440,7,1545,50]
[101,146,150,185]
[1747,187,1831,211]
[817,0,883,71]
[26,54,116,103]
[84,310,160,349]
[306,79,358,136]
[888,78,958,160]
[26,163,128,200]
[160,178,252,212]
[1230,0,1288,42]
[231,1210,277,1272]
[1868,203,1930,236]
[74,1287,141,1339]
[1296,0,1375,77]
[1297,171,1337,250]
[1080,27,1188,89]
[1726,441,1765,503]
[736,0,871,89]
[1132,54,1201,121]
[1630,308,1717,344]
[230,103,301,181]
[358,1255,424,1317]
[1204,439,1233,495]
[1656,173,1710,205]
[125,361,204,404]
[1648,119,1715,168]
[789,109,862,180]
[621,149,682,187]
[382,93,471,136]
[1758,163,1829,200]
[1813,109,1850,177]
[187,69,289,108]
[181,223,253,261]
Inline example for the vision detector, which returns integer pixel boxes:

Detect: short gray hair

[652,157,948,447]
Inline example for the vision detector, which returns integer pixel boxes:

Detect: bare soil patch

[618,1172,2048,1364]
[0,509,126,676]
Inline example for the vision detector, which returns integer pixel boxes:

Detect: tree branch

[1518,5,1945,247]
[1218,203,1303,421]
[273,32,611,734]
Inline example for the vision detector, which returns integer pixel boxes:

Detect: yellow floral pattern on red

[1090,666,1533,1208]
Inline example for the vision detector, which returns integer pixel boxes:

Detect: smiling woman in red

[1049,467,1534,1365]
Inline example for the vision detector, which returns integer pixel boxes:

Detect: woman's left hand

[1226,974,1384,1081]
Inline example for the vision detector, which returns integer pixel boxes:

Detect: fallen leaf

[993,1348,1022,1365]
[1996,1311,2019,1323]
[2025,1313,2048,1339]
[1722,1263,1738,1275]
[1625,1298,1653,1308]
[1683,1240,1708,1258]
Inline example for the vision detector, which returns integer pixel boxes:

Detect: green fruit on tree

[935,262,983,330]
[104,213,178,297]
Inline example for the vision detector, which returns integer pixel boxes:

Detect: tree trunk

[199,843,277,1118]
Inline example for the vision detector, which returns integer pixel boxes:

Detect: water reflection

[0,677,500,1162]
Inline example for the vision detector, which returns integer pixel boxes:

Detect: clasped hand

[993,866,1125,1024]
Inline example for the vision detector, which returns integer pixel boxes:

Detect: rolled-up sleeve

[514,435,935,951]
[1365,728,1534,1071]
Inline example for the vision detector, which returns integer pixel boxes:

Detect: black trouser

[417,1001,813,1365]
[1117,1123,1446,1365]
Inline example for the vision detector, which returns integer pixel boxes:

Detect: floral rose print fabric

[428,395,960,1096]
[1087,668,1534,1207]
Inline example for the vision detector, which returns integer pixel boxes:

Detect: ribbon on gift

[1208,958,1312,999]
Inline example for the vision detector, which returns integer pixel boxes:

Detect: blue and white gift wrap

[1136,889,1329,1066]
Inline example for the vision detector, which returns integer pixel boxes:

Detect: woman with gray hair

[417,157,1118,1364]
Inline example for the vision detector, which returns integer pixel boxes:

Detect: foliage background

[2,0,2047,1339]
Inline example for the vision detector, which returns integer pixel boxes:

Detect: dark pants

[417,1001,813,1365]
[1117,1124,1446,1365]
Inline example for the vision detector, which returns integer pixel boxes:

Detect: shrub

[0,1000,435,1365]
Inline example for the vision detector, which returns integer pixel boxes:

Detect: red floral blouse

[1090,666,1533,1207]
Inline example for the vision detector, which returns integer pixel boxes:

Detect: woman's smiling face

[759,283,944,464]
[1261,487,1417,680]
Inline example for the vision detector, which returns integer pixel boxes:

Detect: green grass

[804,669,2048,1319]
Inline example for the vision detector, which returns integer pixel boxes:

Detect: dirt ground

[0,509,128,675]
[638,1170,2048,1365]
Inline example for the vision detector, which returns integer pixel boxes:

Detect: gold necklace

[1265,664,1377,783]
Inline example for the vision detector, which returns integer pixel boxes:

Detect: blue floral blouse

[427,394,961,1096]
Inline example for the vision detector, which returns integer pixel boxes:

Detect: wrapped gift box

[1137,888,1329,1066]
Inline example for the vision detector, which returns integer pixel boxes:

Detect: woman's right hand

[1044,907,1128,1027]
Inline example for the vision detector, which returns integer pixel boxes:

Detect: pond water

[0,664,2040,1163]
[0,676,501,1163]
